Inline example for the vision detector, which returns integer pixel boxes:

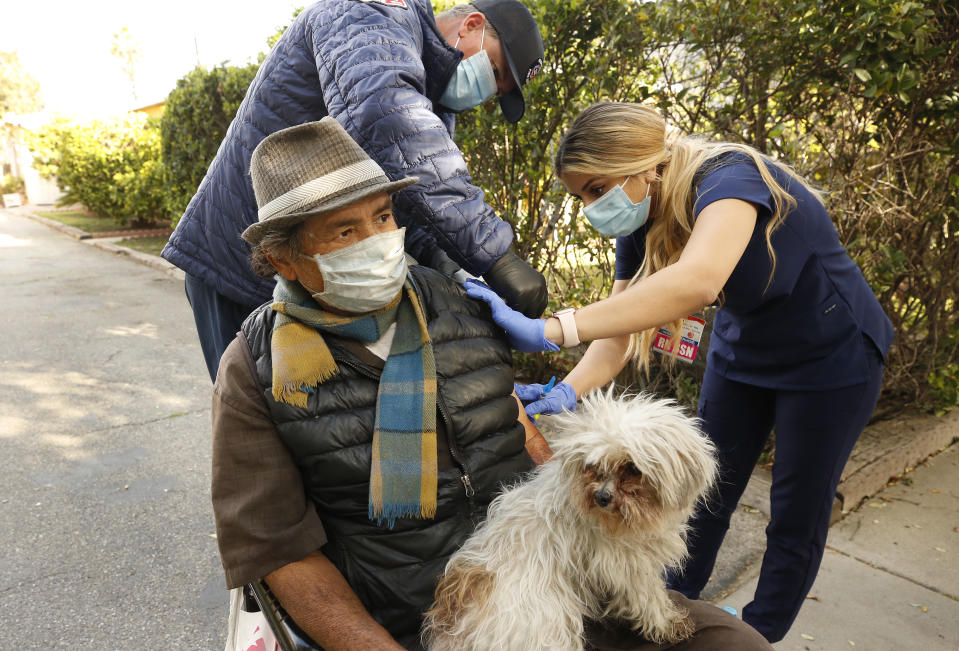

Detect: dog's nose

[593,487,613,508]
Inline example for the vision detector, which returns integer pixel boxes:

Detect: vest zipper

[460,474,475,497]
[436,381,474,499]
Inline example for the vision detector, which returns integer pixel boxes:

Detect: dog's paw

[637,608,695,645]
[421,562,495,649]
[661,611,696,644]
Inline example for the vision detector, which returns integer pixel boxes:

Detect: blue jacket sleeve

[308,1,514,276]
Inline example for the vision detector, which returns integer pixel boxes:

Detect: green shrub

[160,64,258,225]
[928,364,959,415]
[24,117,71,183]
[27,113,167,225]
[112,125,169,225]
[0,174,24,197]
[449,0,958,415]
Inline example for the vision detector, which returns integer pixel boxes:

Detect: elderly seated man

[211,117,772,650]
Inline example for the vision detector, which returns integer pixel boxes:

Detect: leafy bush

[160,64,258,224]
[27,113,168,225]
[24,116,71,181]
[111,122,170,225]
[23,14,289,228]
[0,173,25,197]
[159,8,298,225]
[647,0,959,412]
[448,0,958,414]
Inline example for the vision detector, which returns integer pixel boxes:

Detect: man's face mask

[583,177,652,237]
[440,25,497,112]
[301,228,408,313]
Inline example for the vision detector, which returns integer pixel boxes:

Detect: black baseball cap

[472,0,544,123]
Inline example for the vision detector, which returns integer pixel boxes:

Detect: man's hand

[483,249,548,318]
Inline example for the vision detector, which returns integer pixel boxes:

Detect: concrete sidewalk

[15,206,184,280]
[724,443,959,650]
[0,208,223,648]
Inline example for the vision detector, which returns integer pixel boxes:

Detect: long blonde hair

[555,102,824,371]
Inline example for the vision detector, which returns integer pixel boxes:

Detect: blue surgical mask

[439,27,497,112]
[583,177,652,237]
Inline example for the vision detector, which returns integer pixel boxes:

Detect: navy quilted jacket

[161,0,516,308]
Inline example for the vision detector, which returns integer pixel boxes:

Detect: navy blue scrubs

[615,156,893,642]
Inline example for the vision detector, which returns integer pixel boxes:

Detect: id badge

[652,314,706,363]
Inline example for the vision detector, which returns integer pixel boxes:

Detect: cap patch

[352,0,408,8]
[525,58,543,84]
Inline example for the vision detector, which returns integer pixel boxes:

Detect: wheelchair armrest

[246,580,324,651]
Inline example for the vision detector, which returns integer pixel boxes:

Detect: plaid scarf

[270,276,437,527]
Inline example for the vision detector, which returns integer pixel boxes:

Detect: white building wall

[19,142,64,205]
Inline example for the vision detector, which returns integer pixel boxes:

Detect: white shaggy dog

[422,389,718,651]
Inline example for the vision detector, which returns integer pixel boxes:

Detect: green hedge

[26,63,258,228]
[27,113,167,225]
[449,0,958,413]
[161,64,258,223]
[0,173,25,198]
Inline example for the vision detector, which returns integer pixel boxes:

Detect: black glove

[424,246,464,279]
[483,249,548,318]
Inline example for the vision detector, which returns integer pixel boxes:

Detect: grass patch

[34,210,125,234]
[116,236,168,258]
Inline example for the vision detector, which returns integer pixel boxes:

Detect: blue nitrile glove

[514,378,554,403]
[514,380,578,417]
[463,279,560,353]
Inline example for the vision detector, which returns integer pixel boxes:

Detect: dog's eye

[622,463,642,478]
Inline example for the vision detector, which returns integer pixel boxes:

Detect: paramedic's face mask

[441,17,515,111]
[440,25,497,112]
[560,172,655,237]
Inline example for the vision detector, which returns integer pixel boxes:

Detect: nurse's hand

[515,380,578,417]
[463,279,560,353]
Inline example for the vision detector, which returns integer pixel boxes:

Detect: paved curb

[12,209,184,281]
[738,410,958,525]
[83,237,184,281]
[19,211,91,240]
[695,409,957,602]
[837,408,959,514]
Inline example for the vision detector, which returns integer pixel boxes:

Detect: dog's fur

[422,389,718,651]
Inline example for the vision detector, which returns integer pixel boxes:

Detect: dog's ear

[664,429,719,510]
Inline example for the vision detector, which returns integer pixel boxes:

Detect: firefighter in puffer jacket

[163,0,549,381]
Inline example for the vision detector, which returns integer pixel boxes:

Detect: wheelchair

[236,580,322,651]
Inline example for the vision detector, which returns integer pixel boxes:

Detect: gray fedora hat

[242,117,418,245]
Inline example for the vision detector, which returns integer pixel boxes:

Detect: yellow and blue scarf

[270,276,437,527]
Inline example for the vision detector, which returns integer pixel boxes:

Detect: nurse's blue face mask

[583,177,652,237]
[440,25,497,112]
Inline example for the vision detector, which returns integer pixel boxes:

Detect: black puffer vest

[242,265,533,638]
